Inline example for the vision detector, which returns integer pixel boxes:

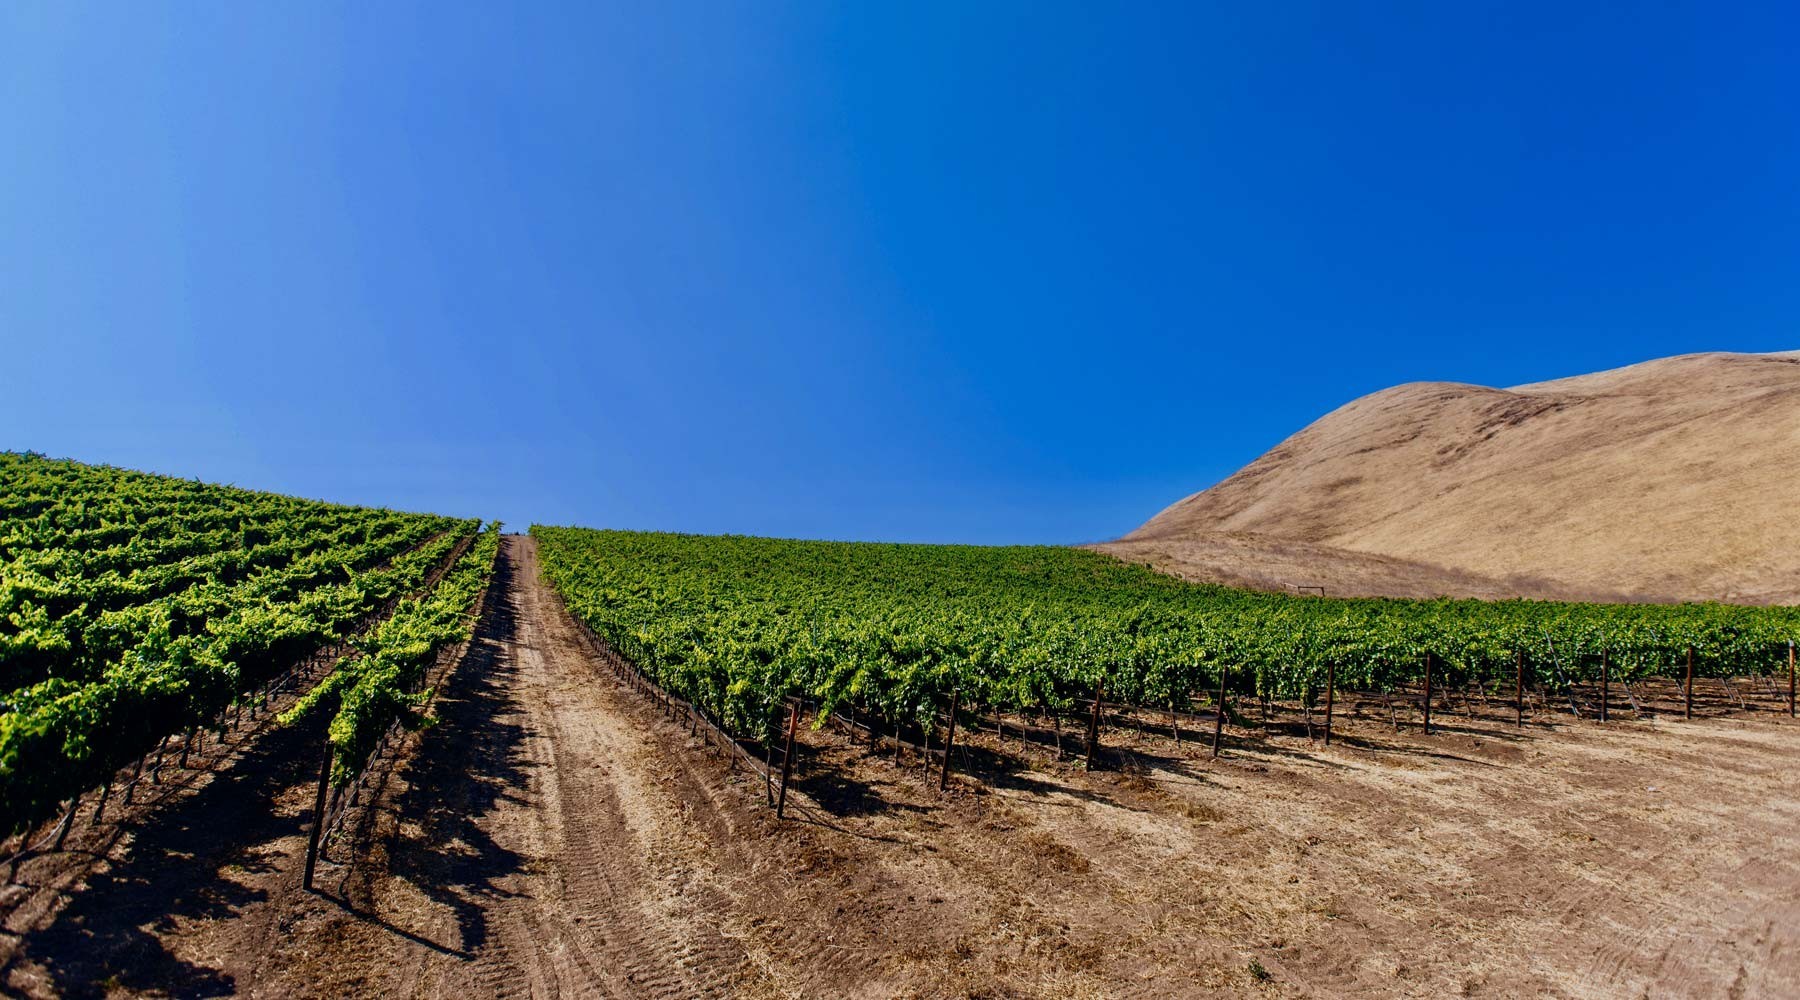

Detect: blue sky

[3,3,1796,542]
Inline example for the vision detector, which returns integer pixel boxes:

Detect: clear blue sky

[3,4,1796,542]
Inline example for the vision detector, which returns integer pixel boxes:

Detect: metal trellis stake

[1422,652,1433,736]
[1085,682,1104,772]
[1685,645,1695,720]
[940,690,960,791]
[1515,650,1524,727]
[1600,649,1609,723]
[1212,664,1228,759]
[763,719,775,805]
[1323,658,1336,747]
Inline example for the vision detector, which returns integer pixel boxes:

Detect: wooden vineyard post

[124,754,146,805]
[1600,649,1609,723]
[1422,652,1433,736]
[1685,646,1695,720]
[1789,640,1795,719]
[1212,664,1228,759]
[303,742,332,892]
[1515,650,1524,727]
[91,782,111,827]
[1085,683,1104,772]
[1324,658,1336,747]
[776,699,799,820]
[940,690,960,791]
[50,799,76,852]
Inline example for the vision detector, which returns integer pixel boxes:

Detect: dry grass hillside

[1099,351,1800,604]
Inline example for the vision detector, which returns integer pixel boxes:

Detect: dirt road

[9,535,1800,998]
[247,535,769,998]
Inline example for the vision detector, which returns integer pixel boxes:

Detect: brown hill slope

[1098,351,1800,604]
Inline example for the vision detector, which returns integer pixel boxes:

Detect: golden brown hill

[1098,351,1800,604]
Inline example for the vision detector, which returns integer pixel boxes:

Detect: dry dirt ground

[1088,532,1620,604]
[6,535,1800,998]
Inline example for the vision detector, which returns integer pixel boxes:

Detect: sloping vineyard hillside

[0,452,479,832]
[284,523,501,783]
[532,526,1800,749]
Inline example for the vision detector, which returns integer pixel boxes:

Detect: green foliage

[0,452,475,833]
[532,527,1800,744]
[284,524,500,784]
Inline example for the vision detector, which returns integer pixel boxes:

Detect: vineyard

[5,461,1800,995]
[533,526,1800,769]
[0,452,497,847]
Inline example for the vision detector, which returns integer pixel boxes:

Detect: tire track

[325,535,760,999]
[501,536,746,998]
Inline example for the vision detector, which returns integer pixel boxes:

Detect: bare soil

[1090,532,1624,604]
[8,535,1800,998]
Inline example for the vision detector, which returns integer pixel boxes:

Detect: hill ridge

[1100,350,1800,604]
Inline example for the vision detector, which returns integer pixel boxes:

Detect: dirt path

[8,535,1800,997]
[252,535,764,998]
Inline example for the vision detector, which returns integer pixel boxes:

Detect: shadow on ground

[10,703,324,997]
[342,543,535,960]
[6,545,531,999]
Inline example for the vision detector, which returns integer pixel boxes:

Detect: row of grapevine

[2,453,469,694]
[0,453,478,834]
[531,527,1800,750]
[284,523,502,784]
